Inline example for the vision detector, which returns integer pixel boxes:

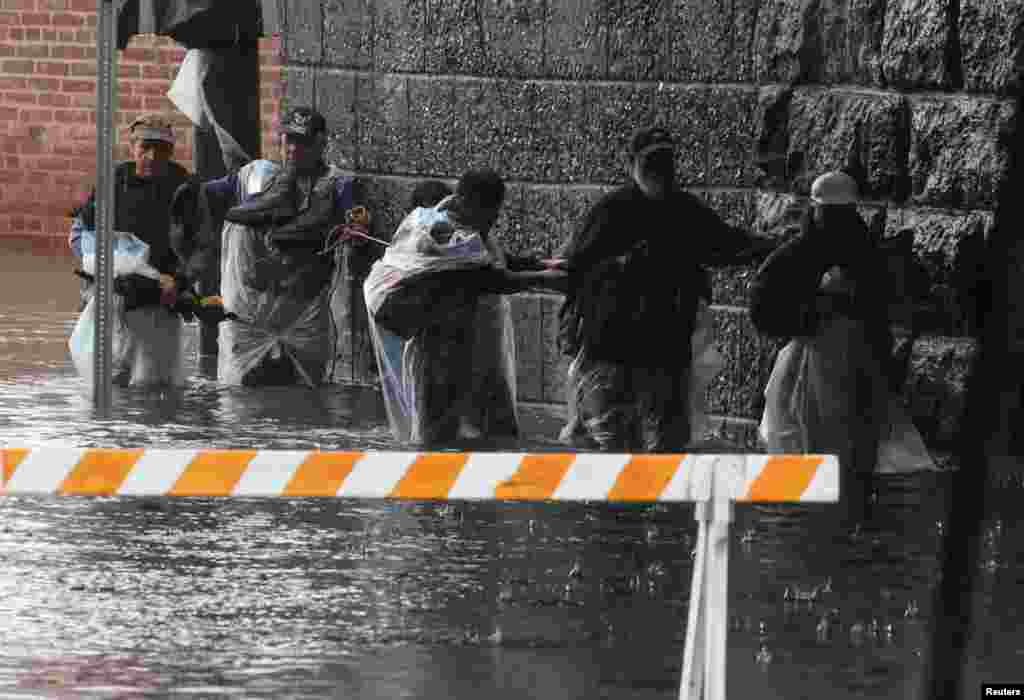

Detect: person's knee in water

[553,125,773,452]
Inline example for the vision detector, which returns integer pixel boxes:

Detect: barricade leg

[680,502,708,700]
[703,497,732,700]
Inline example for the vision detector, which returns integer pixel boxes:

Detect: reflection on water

[0,244,1020,699]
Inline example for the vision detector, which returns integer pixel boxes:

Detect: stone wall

[280,0,1022,462]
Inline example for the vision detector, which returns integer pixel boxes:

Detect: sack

[79,229,161,281]
[364,206,492,339]
[876,397,938,473]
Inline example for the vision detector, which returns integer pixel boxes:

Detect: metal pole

[93,0,118,417]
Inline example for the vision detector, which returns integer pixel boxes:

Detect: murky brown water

[0,242,1021,699]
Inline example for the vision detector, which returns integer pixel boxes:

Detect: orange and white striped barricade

[1,449,839,700]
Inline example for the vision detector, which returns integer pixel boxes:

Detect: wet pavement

[0,242,1021,699]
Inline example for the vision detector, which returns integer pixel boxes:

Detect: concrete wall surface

[276,0,1023,463]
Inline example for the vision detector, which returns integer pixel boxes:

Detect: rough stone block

[373,0,426,73]
[318,70,359,169]
[607,0,669,81]
[885,207,993,334]
[661,84,710,186]
[540,292,570,404]
[542,0,609,79]
[480,0,547,78]
[902,335,979,448]
[783,89,912,200]
[423,0,489,74]
[584,82,662,184]
[910,97,1014,210]
[530,81,589,183]
[509,294,544,403]
[668,0,758,83]
[280,0,323,65]
[515,184,613,257]
[704,90,760,187]
[406,76,458,177]
[881,0,958,90]
[960,0,1024,95]
[705,306,782,420]
[517,185,570,257]
[753,0,886,86]
[454,80,538,181]
[659,87,760,188]
[353,175,422,246]
[491,182,528,257]
[355,74,412,174]
[323,0,373,69]
[709,417,761,450]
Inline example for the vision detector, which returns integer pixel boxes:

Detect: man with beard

[553,126,773,451]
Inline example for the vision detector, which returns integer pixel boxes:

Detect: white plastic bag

[876,397,938,473]
[69,229,184,392]
[689,299,726,442]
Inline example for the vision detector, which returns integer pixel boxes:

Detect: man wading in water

[552,126,773,452]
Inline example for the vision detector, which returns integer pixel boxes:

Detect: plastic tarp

[759,266,937,474]
[559,298,724,448]
[366,203,518,445]
[217,159,336,387]
[69,230,186,392]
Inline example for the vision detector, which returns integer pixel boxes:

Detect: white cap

[810,171,859,206]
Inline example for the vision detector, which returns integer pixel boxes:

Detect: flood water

[1,242,1021,699]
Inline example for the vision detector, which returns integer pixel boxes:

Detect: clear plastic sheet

[216,159,334,386]
[69,230,185,392]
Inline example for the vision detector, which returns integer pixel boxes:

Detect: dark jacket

[73,161,192,276]
[748,209,894,367]
[557,183,769,368]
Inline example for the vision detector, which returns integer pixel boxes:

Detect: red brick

[119,63,139,78]
[2,1,37,12]
[20,107,52,122]
[42,0,70,9]
[4,91,37,104]
[20,12,49,25]
[0,12,18,24]
[50,11,83,26]
[2,58,34,73]
[14,41,46,58]
[0,105,19,120]
[68,61,94,76]
[35,60,68,75]
[60,78,91,93]
[0,76,27,89]
[118,95,142,110]
[50,44,85,59]
[121,47,153,62]
[28,76,59,90]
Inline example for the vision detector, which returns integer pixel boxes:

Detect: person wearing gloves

[749,170,895,523]
[67,114,194,388]
[551,126,773,452]
[193,106,370,387]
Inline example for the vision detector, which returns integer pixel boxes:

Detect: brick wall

[0,0,283,252]
[287,0,1021,464]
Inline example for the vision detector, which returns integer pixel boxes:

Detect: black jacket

[73,161,192,276]
[557,183,769,368]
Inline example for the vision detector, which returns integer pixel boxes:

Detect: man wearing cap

[70,114,192,293]
[750,170,894,522]
[552,126,773,452]
[67,114,194,385]
[195,106,369,386]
